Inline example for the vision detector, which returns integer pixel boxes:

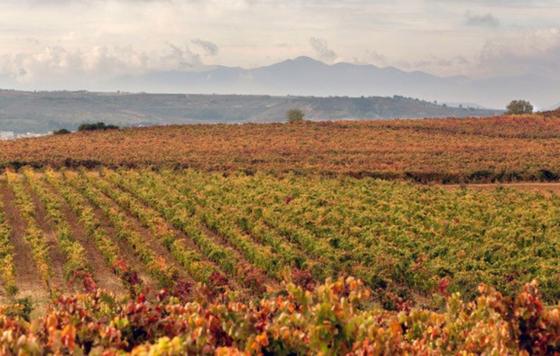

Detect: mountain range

[109,57,560,110]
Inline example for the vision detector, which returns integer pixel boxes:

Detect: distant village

[0,131,46,140]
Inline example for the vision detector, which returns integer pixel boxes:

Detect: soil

[440,182,560,196]
[0,178,49,314]
[41,176,124,294]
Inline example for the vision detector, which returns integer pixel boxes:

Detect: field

[0,165,560,353]
[1,113,560,183]
[2,115,560,353]
[2,167,560,300]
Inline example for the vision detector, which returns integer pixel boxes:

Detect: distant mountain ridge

[0,56,557,109]
[0,90,500,133]
[115,56,464,102]
[110,56,560,109]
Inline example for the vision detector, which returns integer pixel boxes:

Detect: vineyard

[2,113,560,183]
[0,167,560,353]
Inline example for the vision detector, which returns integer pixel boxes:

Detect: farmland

[2,115,560,353]
[1,113,560,183]
[2,167,560,300]
[0,165,560,352]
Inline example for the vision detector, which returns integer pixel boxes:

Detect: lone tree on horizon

[506,100,533,115]
[287,109,305,123]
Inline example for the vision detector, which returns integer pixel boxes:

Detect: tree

[506,100,533,115]
[78,122,119,132]
[287,109,305,123]
[53,129,71,135]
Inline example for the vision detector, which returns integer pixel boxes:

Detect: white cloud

[476,27,560,78]
[0,0,558,84]
[0,41,215,86]
[309,37,337,62]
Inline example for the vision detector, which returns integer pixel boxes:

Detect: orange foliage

[2,114,560,182]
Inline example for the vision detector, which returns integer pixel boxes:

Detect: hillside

[0,89,499,133]
[1,114,559,182]
[2,118,560,353]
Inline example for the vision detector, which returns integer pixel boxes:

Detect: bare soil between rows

[440,182,560,196]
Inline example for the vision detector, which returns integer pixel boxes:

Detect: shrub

[78,122,119,132]
[53,129,71,135]
[0,278,559,354]
[286,109,305,123]
[506,100,533,115]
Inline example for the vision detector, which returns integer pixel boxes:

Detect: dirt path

[41,178,124,294]
[0,179,49,310]
[194,216,275,288]
[87,200,156,290]
[108,174,268,291]
[94,174,240,288]
[440,182,560,196]
[152,176,277,289]
[94,187,196,285]
[24,181,67,292]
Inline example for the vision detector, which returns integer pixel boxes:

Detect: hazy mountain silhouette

[112,56,560,109]
[115,57,462,102]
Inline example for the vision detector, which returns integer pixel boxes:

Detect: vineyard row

[1,168,560,306]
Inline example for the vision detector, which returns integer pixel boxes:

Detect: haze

[0,0,559,108]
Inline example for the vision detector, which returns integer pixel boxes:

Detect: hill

[2,117,560,353]
[1,114,559,182]
[0,89,500,134]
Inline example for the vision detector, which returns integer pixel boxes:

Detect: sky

[0,0,559,87]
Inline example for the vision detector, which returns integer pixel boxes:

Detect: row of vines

[0,188,16,296]
[101,168,560,304]
[1,169,560,304]
[0,168,559,352]
[4,116,560,183]
[0,277,559,354]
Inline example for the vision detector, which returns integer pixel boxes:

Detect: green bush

[506,100,533,115]
[53,129,71,135]
[286,109,305,123]
[78,122,119,132]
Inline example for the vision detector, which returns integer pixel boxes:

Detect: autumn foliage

[2,114,560,182]
[0,277,559,354]
[2,112,560,354]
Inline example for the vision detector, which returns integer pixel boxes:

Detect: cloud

[0,0,558,83]
[0,46,147,85]
[0,42,212,86]
[475,27,560,78]
[465,12,500,28]
[309,37,337,62]
[191,39,219,56]
[161,43,203,69]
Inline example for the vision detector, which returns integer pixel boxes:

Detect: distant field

[1,114,560,182]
